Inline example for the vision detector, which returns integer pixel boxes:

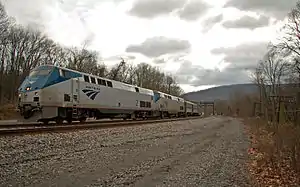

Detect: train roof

[36,65,154,96]
[185,100,197,105]
[154,90,185,101]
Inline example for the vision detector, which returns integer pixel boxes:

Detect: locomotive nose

[18,90,41,119]
[19,91,40,102]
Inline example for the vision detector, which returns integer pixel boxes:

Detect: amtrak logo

[82,89,100,100]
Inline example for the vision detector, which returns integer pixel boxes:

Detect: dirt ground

[0,116,252,187]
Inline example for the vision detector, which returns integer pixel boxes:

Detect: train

[17,65,201,124]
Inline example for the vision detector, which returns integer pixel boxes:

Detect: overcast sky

[1,0,298,93]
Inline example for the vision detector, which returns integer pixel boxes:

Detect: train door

[72,78,80,105]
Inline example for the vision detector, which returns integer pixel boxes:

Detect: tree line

[254,3,300,99]
[248,2,300,184]
[0,3,184,104]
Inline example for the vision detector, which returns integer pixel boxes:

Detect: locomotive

[17,65,200,124]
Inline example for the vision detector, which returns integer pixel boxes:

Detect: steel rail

[0,116,202,136]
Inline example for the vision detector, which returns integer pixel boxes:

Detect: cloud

[128,0,186,18]
[211,42,269,70]
[126,36,191,58]
[222,15,270,30]
[176,61,252,86]
[2,0,102,25]
[153,53,188,64]
[201,13,223,32]
[2,0,103,46]
[175,42,270,86]
[177,0,210,21]
[104,54,136,61]
[167,53,188,63]
[2,0,55,28]
[153,58,166,64]
[224,0,298,19]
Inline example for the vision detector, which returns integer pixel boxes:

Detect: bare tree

[0,3,11,44]
[107,58,127,81]
[253,49,291,122]
[66,47,106,77]
[273,2,300,87]
[258,50,290,96]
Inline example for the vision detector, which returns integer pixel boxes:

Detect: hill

[181,84,259,102]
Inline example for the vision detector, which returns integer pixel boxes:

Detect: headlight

[18,94,21,97]
[26,87,30,91]
[35,92,38,96]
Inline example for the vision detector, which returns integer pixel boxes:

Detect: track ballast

[0,116,202,136]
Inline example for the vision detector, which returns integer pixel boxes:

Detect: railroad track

[0,116,202,136]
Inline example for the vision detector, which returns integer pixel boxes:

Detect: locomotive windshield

[29,66,53,78]
[29,69,52,77]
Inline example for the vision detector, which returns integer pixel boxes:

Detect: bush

[0,104,18,120]
[246,118,300,186]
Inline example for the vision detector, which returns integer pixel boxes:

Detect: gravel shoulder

[0,116,252,187]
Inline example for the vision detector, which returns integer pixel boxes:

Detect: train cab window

[107,81,113,87]
[64,70,72,78]
[64,94,70,102]
[97,78,106,86]
[135,87,139,92]
[90,77,96,84]
[84,75,90,82]
[60,69,74,79]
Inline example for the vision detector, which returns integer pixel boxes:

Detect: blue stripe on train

[18,66,82,92]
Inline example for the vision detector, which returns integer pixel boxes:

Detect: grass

[0,104,18,120]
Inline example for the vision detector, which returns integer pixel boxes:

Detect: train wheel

[55,117,63,125]
[131,113,136,120]
[23,110,33,119]
[160,112,164,119]
[79,117,86,123]
[67,118,72,124]
[40,119,49,125]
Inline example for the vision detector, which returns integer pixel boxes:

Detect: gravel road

[0,116,252,187]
